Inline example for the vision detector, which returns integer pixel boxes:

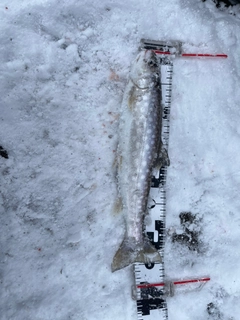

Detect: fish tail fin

[111,236,162,272]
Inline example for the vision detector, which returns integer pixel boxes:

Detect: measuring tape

[133,57,173,320]
[132,39,227,319]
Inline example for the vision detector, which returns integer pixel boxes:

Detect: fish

[111,50,170,272]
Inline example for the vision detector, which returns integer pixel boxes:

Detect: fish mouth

[135,50,158,69]
[143,50,158,66]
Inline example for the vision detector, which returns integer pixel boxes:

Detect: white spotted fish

[111,50,169,272]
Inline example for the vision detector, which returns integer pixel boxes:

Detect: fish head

[130,50,159,89]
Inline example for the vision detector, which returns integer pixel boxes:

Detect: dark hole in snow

[179,211,196,225]
[207,302,222,319]
[203,0,240,7]
[172,211,201,252]
[60,43,68,50]
[0,146,8,159]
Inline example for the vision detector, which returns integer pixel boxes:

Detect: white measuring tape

[132,38,227,319]
[133,57,173,320]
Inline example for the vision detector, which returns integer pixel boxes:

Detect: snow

[1,0,240,319]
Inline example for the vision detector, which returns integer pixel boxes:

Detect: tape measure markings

[133,58,173,320]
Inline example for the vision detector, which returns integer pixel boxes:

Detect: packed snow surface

[1,1,240,319]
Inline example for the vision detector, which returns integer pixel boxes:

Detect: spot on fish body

[142,160,147,167]
[137,128,142,135]
[136,142,141,149]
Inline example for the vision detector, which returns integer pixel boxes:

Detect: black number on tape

[147,220,164,250]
